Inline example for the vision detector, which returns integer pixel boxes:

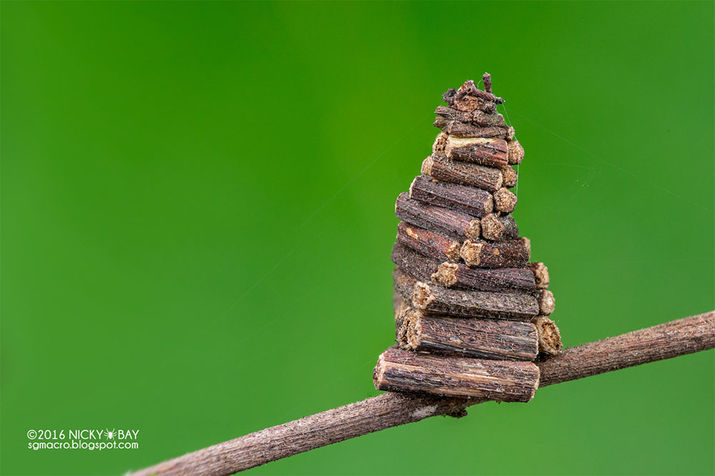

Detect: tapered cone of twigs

[374,74,563,403]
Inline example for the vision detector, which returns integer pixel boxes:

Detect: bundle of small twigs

[376,74,559,402]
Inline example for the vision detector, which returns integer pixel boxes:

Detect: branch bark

[132,311,714,476]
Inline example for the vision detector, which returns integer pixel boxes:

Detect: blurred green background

[1,1,713,475]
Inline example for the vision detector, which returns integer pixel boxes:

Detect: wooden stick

[400,310,539,361]
[493,187,518,213]
[431,262,536,291]
[395,192,481,241]
[507,140,524,165]
[392,246,536,293]
[410,175,494,218]
[539,311,714,385]
[432,132,448,154]
[422,155,503,192]
[394,299,417,347]
[394,296,412,343]
[434,105,505,127]
[527,262,550,289]
[445,137,509,167]
[391,243,438,283]
[456,79,504,104]
[413,280,539,320]
[449,92,496,114]
[533,316,563,356]
[482,72,492,94]
[373,346,539,402]
[459,238,530,268]
[393,267,417,301]
[396,222,461,262]
[131,312,715,476]
[481,213,519,241]
[433,118,513,139]
[535,289,555,316]
[443,80,503,113]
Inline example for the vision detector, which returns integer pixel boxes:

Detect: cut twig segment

[500,165,518,188]
[527,262,550,289]
[448,92,495,114]
[413,281,539,320]
[400,311,539,361]
[394,297,412,343]
[456,79,505,105]
[533,316,562,356]
[434,106,505,127]
[480,213,519,241]
[422,155,503,192]
[459,237,530,268]
[432,133,448,154]
[433,119,513,139]
[445,137,509,167]
[431,262,536,292]
[373,346,539,402]
[410,175,494,217]
[507,140,524,165]
[392,245,536,292]
[391,243,439,283]
[444,80,504,113]
[393,268,417,302]
[535,289,555,316]
[397,222,461,262]
[493,188,518,213]
[395,193,481,241]
[482,73,492,93]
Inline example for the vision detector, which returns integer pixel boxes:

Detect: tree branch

[133,311,714,476]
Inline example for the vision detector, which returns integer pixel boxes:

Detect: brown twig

[132,311,714,476]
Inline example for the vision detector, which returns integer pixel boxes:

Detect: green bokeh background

[2,1,713,475]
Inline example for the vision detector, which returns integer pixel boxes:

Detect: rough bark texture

[481,213,519,241]
[533,316,563,356]
[433,118,512,139]
[396,192,481,241]
[493,187,518,213]
[431,261,536,292]
[393,268,417,302]
[449,92,496,114]
[373,346,539,402]
[539,311,714,386]
[456,79,505,104]
[500,165,518,188]
[391,243,439,284]
[413,281,539,320]
[133,392,470,476]
[443,81,503,113]
[434,106,505,127]
[482,73,492,94]
[393,244,536,293]
[397,222,461,262]
[459,238,530,268]
[527,262,550,289]
[132,313,715,476]
[422,155,503,192]
[445,137,509,167]
[507,140,525,165]
[410,175,494,218]
[400,311,539,361]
